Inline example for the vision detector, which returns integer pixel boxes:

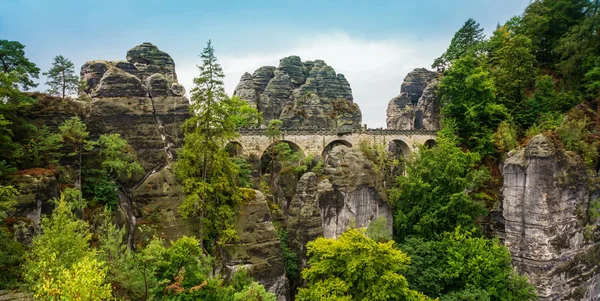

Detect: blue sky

[1,0,529,127]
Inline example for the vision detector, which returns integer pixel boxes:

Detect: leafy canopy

[297,228,430,301]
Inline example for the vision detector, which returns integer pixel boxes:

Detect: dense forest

[1,0,599,300]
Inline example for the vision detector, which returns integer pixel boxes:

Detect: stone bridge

[231,127,437,158]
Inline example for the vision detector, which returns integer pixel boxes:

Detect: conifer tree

[432,18,485,70]
[43,55,78,99]
[176,40,260,250]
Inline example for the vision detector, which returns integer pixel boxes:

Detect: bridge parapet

[238,127,437,137]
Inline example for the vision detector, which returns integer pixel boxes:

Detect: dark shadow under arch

[387,139,410,159]
[424,139,437,149]
[225,141,244,157]
[260,140,305,174]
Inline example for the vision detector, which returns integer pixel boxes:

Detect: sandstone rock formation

[80,42,192,244]
[223,190,290,301]
[386,68,440,130]
[285,145,393,279]
[234,56,362,130]
[502,134,600,300]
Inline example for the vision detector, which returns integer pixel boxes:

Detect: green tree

[176,40,260,249]
[0,40,40,90]
[401,228,537,300]
[390,127,487,242]
[96,133,144,183]
[520,0,588,68]
[0,184,18,219]
[58,116,92,190]
[23,192,111,299]
[432,18,485,70]
[297,228,430,301]
[43,55,79,99]
[437,55,508,156]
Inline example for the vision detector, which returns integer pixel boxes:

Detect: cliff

[386,68,440,130]
[233,56,362,130]
[502,134,600,300]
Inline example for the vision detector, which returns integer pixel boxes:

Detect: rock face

[81,43,193,243]
[285,145,393,279]
[386,68,440,130]
[502,134,600,300]
[233,56,362,130]
[223,190,290,301]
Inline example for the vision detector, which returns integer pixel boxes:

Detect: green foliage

[438,55,508,156]
[297,228,430,301]
[366,216,393,243]
[82,168,120,207]
[233,282,277,301]
[555,113,599,167]
[277,229,299,281]
[0,40,40,90]
[401,227,537,300]
[0,230,26,289]
[525,112,563,137]
[176,40,256,248]
[0,184,18,219]
[491,121,518,154]
[588,199,600,224]
[390,128,487,242]
[97,133,144,182]
[433,18,485,70]
[43,55,79,99]
[23,192,112,299]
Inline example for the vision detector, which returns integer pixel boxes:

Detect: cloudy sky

[1,0,529,128]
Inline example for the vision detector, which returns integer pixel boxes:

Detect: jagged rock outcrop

[223,190,290,301]
[81,43,193,243]
[233,56,361,130]
[81,42,188,172]
[502,134,600,300]
[386,68,440,130]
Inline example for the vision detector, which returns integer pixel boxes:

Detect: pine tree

[43,55,78,99]
[175,40,260,250]
[0,40,40,90]
[432,18,485,70]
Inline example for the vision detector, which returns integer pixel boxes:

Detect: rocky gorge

[6,43,600,301]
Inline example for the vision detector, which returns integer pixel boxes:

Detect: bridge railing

[237,126,437,136]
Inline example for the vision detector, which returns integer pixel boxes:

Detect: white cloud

[177,32,448,128]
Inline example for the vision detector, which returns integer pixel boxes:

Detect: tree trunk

[62,69,66,100]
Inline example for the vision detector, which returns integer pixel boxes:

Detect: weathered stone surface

[386,68,440,130]
[81,43,190,245]
[223,190,290,301]
[0,290,33,301]
[82,43,189,174]
[283,145,393,292]
[234,56,361,130]
[126,42,177,81]
[129,165,195,241]
[502,134,600,300]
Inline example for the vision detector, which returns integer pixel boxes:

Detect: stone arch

[322,139,352,159]
[387,139,411,158]
[260,140,305,174]
[424,139,437,149]
[225,141,244,157]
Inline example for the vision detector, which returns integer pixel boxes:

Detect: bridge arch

[424,139,437,148]
[260,140,305,174]
[322,139,352,159]
[387,139,411,158]
[225,141,244,157]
